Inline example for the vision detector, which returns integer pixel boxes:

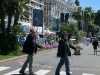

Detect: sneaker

[19,71,26,74]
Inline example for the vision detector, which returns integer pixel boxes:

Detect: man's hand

[41,46,45,49]
[76,49,79,52]
[56,56,59,58]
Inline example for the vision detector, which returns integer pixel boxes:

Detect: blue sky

[73,0,100,12]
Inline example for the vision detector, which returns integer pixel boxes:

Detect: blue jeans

[20,54,33,74]
[55,56,71,75]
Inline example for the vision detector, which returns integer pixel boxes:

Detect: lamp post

[82,9,84,32]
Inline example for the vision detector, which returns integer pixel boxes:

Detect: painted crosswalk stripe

[35,69,51,75]
[82,73,94,75]
[60,71,72,75]
[3,68,29,75]
[0,67,10,71]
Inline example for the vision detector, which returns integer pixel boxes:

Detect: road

[0,43,100,75]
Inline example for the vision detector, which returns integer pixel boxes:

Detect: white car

[70,36,76,41]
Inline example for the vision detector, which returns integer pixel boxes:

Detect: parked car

[70,36,76,41]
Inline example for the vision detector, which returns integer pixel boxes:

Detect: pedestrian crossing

[82,73,94,75]
[0,66,95,75]
[0,66,10,71]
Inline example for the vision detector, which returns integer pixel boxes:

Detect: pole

[82,9,84,32]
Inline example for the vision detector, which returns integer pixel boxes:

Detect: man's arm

[69,43,77,50]
[36,44,42,48]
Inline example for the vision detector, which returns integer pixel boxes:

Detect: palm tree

[72,7,82,30]
[0,0,29,53]
[3,0,29,35]
[14,0,30,25]
[0,0,7,51]
[72,7,82,22]
[94,10,100,26]
[0,1,6,38]
[83,7,95,32]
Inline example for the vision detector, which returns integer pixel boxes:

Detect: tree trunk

[0,1,6,51]
[7,13,12,36]
[0,0,5,36]
[14,15,19,25]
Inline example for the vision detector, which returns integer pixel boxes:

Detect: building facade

[19,0,44,25]
[18,0,44,32]
[5,0,78,32]
[39,0,78,32]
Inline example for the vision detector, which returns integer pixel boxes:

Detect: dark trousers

[55,56,71,75]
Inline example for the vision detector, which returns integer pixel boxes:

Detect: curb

[0,48,57,63]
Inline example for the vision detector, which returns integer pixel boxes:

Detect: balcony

[67,3,78,12]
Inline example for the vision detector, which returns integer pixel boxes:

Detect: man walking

[55,31,78,75]
[19,29,44,75]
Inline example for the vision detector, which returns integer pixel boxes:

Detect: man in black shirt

[55,31,78,75]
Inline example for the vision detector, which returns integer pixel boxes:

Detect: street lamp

[81,9,84,32]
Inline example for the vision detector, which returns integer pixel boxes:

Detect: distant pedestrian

[86,37,90,46]
[55,31,78,75]
[83,36,86,45]
[19,29,44,75]
[92,38,99,55]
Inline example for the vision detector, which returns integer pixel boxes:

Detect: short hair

[30,29,35,34]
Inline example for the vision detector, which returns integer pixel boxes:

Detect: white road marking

[0,67,10,71]
[1,66,95,75]
[3,68,28,75]
[82,73,94,75]
[60,71,72,75]
[35,69,51,75]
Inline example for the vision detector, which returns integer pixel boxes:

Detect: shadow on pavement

[96,55,100,56]
[72,54,81,56]
[88,54,100,56]
[97,50,100,52]
[11,74,29,75]
[88,54,94,55]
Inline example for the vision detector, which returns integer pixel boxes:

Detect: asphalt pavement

[0,43,100,75]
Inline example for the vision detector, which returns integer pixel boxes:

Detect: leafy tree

[60,22,68,32]
[77,30,87,38]
[60,22,78,35]
[0,0,30,55]
[83,7,95,32]
[72,7,82,22]
[66,23,78,35]
[94,10,100,26]
[0,0,6,51]
[3,0,29,35]
[90,23,98,37]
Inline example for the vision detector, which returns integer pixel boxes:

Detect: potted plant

[74,45,83,55]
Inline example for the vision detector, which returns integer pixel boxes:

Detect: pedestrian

[55,31,78,75]
[83,36,86,45]
[19,29,44,75]
[92,38,99,55]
